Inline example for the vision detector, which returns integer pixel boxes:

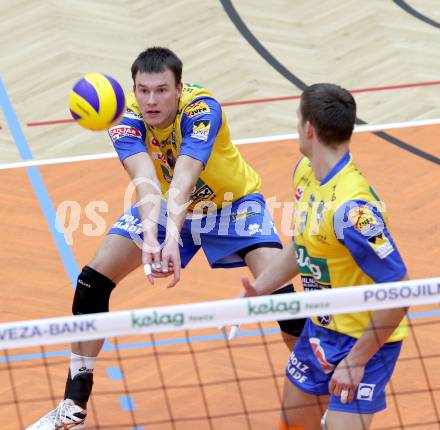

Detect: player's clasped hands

[142,236,181,288]
[328,355,366,404]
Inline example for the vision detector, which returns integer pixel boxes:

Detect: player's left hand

[151,263,174,278]
[328,355,365,404]
[161,239,181,288]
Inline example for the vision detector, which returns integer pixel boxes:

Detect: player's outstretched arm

[162,154,204,288]
[242,243,300,297]
[123,152,162,284]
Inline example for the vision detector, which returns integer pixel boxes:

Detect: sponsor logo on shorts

[247,298,300,316]
[309,338,335,374]
[109,125,142,142]
[184,100,210,118]
[131,311,185,328]
[357,383,375,401]
[112,213,143,235]
[287,350,309,383]
[231,209,259,222]
[364,283,440,302]
[191,119,210,141]
[247,223,263,235]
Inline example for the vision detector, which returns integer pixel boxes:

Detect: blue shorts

[286,319,402,414]
[108,192,281,268]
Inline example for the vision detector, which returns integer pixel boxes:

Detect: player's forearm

[347,306,408,367]
[253,244,300,295]
[165,182,192,243]
[123,153,162,237]
[166,155,203,243]
[135,181,161,237]
[348,274,410,366]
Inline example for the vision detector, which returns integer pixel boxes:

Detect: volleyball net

[1,277,440,430]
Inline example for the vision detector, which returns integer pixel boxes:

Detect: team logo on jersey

[357,383,375,401]
[295,186,304,201]
[191,119,210,141]
[184,100,210,118]
[367,233,394,259]
[190,183,214,203]
[152,151,172,170]
[309,338,335,374]
[150,137,161,148]
[109,125,142,142]
[348,205,379,236]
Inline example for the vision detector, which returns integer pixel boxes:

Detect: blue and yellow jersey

[109,83,260,212]
[292,152,407,341]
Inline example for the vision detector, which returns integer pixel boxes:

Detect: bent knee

[72,266,116,315]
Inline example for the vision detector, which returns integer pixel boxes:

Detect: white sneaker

[26,399,86,429]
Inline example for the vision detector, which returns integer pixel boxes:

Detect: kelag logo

[131,311,185,328]
[248,299,300,316]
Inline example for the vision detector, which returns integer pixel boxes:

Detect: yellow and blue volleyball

[69,73,126,131]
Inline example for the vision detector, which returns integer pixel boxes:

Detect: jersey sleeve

[333,199,407,283]
[108,109,148,163]
[179,97,222,167]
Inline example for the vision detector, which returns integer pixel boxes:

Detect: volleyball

[69,73,126,131]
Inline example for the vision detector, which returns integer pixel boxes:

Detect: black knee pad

[72,266,116,315]
[271,284,306,337]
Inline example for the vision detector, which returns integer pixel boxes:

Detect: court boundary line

[393,0,440,29]
[1,117,439,171]
[0,78,80,286]
[23,79,440,127]
[220,0,440,165]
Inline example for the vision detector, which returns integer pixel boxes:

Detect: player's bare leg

[322,410,373,430]
[26,235,143,429]
[280,377,328,430]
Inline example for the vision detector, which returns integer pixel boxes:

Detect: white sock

[70,352,96,379]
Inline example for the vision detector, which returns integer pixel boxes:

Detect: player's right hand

[142,235,161,285]
[240,277,258,298]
